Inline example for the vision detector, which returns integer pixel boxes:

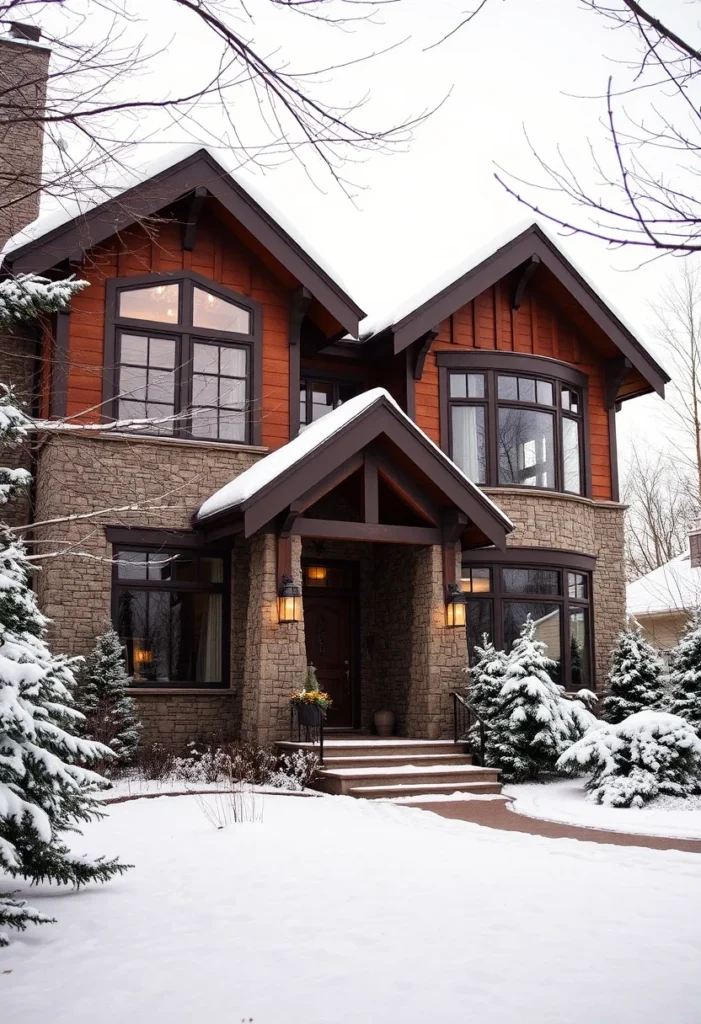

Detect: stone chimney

[690,520,701,569]
[0,23,51,248]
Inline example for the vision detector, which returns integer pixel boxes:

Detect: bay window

[106,271,261,444]
[461,554,593,690]
[439,353,588,496]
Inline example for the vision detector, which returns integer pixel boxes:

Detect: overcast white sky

[37,0,701,462]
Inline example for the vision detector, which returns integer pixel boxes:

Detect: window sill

[128,688,235,696]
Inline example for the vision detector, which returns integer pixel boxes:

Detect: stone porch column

[240,532,307,745]
[406,544,467,739]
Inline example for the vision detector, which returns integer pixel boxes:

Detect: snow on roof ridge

[0,144,353,298]
[196,386,513,528]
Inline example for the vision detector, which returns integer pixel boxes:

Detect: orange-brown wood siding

[415,282,614,501]
[66,210,291,448]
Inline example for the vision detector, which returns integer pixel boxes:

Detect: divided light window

[447,366,585,495]
[112,274,255,443]
[113,547,228,689]
[299,377,362,430]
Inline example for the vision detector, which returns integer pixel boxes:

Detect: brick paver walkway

[410,796,701,853]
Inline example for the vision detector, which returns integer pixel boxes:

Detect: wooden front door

[303,571,356,729]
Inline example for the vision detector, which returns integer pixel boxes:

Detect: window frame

[110,541,231,690]
[438,351,591,498]
[461,547,595,690]
[104,271,263,445]
[299,374,363,429]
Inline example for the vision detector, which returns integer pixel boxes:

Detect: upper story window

[107,272,260,444]
[299,376,362,430]
[442,355,587,496]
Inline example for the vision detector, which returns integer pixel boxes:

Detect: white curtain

[452,405,482,482]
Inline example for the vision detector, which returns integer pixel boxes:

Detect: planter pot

[296,703,325,728]
[374,710,395,737]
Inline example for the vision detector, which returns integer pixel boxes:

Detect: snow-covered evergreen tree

[667,611,701,734]
[486,617,581,781]
[0,274,128,946]
[74,627,142,773]
[601,626,665,724]
[466,634,507,720]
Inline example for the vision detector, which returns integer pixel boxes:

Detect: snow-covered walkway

[4,792,701,1023]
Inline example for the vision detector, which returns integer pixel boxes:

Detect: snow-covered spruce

[486,618,592,782]
[558,711,701,808]
[466,634,507,720]
[667,611,701,734]
[74,628,142,774]
[601,626,665,724]
[0,273,88,328]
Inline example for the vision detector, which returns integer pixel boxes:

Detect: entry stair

[275,738,502,799]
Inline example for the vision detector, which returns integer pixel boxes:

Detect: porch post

[240,532,307,745]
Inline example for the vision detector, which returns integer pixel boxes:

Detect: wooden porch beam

[294,452,364,513]
[292,518,442,545]
[375,453,442,525]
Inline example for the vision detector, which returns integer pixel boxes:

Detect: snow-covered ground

[4,793,701,1024]
[506,778,701,840]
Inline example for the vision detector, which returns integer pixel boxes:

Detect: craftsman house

[0,24,669,759]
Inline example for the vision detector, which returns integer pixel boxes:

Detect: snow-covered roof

[627,551,701,618]
[1,144,353,298]
[196,387,513,528]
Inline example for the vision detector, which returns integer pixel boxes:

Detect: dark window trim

[438,352,591,498]
[299,374,363,429]
[103,270,263,446]
[105,526,210,549]
[462,547,594,690]
[110,541,231,690]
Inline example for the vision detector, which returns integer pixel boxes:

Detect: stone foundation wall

[131,693,237,751]
[483,488,627,689]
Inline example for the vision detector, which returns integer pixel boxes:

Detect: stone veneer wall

[33,431,264,747]
[483,488,626,690]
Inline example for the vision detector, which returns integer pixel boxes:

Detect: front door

[303,563,356,729]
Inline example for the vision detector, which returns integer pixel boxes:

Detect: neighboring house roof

[627,552,701,618]
[196,387,514,546]
[0,145,365,335]
[359,221,669,403]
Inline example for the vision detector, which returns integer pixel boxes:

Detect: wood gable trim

[4,149,366,334]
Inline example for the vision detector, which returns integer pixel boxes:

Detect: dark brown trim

[438,364,450,454]
[277,532,293,588]
[604,356,632,410]
[512,254,541,310]
[405,348,416,420]
[292,518,442,545]
[462,546,596,572]
[295,452,364,513]
[5,149,365,334]
[375,452,441,524]
[182,187,208,251]
[383,224,667,401]
[363,451,379,525]
[608,405,620,503]
[105,525,208,548]
[103,269,263,446]
[51,311,70,418]
[414,328,439,381]
[288,287,312,439]
[436,349,589,390]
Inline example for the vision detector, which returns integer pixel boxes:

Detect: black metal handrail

[452,691,487,766]
[290,704,325,766]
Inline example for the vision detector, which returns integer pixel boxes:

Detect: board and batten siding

[415,280,614,501]
[65,212,291,449]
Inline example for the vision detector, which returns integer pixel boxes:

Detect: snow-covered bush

[667,611,701,734]
[74,627,141,774]
[166,741,318,791]
[558,711,701,808]
[486,618,587,781]
[602,627,665,723]
[567,689,599,742]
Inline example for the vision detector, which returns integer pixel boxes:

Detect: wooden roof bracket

[442,511,469,593]
[512,254,541,310]
[414,327,440,381]
[182,187,209,252]
[605,356,632,409]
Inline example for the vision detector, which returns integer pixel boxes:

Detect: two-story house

[0,25,669,754]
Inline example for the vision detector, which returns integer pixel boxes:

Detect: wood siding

[415,281,614,500]
[66,210,291,449]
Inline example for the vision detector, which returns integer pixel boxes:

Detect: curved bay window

[461,554,593,689]
[105,271,261,444]
[113,547,229,688]
[439,353,587,496]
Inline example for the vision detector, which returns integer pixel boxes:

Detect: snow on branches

[668,611,701,735]
[558,711,701,808]
[601,627,665,724]
[0,274,87,328]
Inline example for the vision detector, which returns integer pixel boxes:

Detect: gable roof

[627,551,701,618]
[361,222,669,401]
[1,145,365,335]
[196,387,513,546]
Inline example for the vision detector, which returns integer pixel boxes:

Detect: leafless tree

[623,447,698,580]
[433,0,701,255]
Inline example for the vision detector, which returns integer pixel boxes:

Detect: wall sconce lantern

[278,574,302,623]
[446,583,467,628]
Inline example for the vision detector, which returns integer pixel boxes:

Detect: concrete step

[315,764,498,797]
[348,781,503,800]
[277,739,469,761]
[319,753,474,770]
